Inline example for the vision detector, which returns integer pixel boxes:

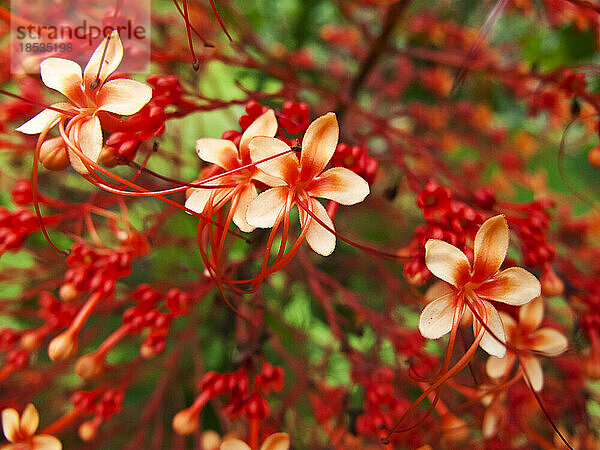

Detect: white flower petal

[20,404,39,436]
[424,240,471,288]
[239,109,277,158]
[476,302,507,358]
[186,189,212,215]
[15,104,70,134]
[232,183,258,233]
[476,267,541,306]
[482,408,499,438]
[529,328,568,357]
[68,116,102,174]
[308,167,369,205]
[40,58,84,104]
[220,438,251,450]
[249,137,298,184]
[418,292,457,339]
[2,408,20,442]
[472,215,509,283]
[299,112,338,180]
[32,434,62,450]
[83,31,123,89]
[246,187,289,229]
[196,138,240,171]
[424,281,454,302]
[185,187,231,215]
[518,296,544,332]
[300,198,336,256]
[522,356,544,392]
[260,433,290,450]
[486,354,514,379]
[97,79,152,115]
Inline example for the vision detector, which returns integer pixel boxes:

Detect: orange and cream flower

[185,109,278,232]
[486,296,568,391]
[419,215,541,357]
[245,112,370,256]
[16,31,152,174]
[220,432,289,450]
[1,404,61,450]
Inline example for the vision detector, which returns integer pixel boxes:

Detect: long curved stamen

[90,34,112,91]
[295,199,409,261]
[208,0,233,41]
[0,89,77,116]
[254,206,288,289]
[195,217,252,323]
[181,0,199,69]
[67,148,296,198]
[210,187,243,294]
[169,0,212,47]
[386,306,487,437]
[58,120,249,239]
[274,189,295,262]
[519,356,574,450]
[387,298,468,434]
[31,121,69,255]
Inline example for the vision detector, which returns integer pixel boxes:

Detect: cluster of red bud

[402,181,485,285]
[354,368,411,443]
[71,389,124,441]
[99,74,193,166]
[0,292,77,379]
[402,182,563,296]
[173,360,284,435]
[60,243,133,300]
[0,207,49,257]
[123,284,192,359]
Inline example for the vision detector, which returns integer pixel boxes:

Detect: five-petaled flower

[220,432,289,450]
[16,31,152,174]
[419,215,541,357]
[486,296,568,391]
[185,109,278,232]
[1,404,61,450]
[245,112,370,256]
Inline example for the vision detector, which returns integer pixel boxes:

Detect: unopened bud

[396,246,411,259]
[172,408,199,435]
[200,430,221,450]
[405,271,426,286]
[442,413,469,441]
[40,137,69,171]
[75,354,105,379]
[59,283,78,302]
[541,267,564,296]
[140,342,157,359]
[48,330,77,361]
[99,145,119,168]
[589,145,600,168]
[21,332,41,352]
[79,420,98,441]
